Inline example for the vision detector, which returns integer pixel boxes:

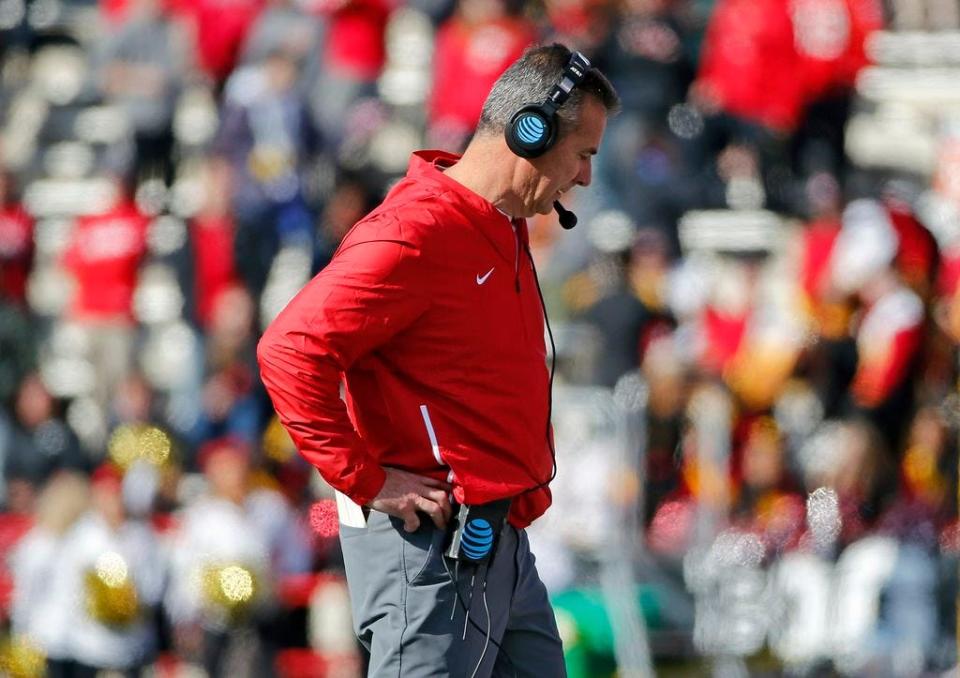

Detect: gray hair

[476,43,620,138]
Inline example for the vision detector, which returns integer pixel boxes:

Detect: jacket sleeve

[257,228,430,505]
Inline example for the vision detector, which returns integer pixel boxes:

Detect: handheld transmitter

[443,498,512,565]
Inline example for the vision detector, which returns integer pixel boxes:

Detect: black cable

[470,571,492,678]
[522,243,558,493]
[462,571,476,640]
[440,554,504,653]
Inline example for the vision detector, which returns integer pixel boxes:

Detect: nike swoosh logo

[476,268,495,285]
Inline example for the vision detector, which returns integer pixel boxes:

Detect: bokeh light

[309,500,340,539]
[806,487,841,551]
[95,551,129,588]
[667,103,704,140]
[220,566,255,603]
[214,565,256,605]
[108,424,172,469]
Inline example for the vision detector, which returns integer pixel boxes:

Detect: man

[258,43,619,677]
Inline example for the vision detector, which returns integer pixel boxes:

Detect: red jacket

[258,151,553,528]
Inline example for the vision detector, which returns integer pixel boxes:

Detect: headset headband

[543,52,591,114]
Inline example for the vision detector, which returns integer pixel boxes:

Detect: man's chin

[536,202,555,216]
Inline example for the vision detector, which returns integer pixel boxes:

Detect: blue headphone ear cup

[506,105,557,159]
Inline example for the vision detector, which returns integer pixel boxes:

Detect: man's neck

[443,136,525,219]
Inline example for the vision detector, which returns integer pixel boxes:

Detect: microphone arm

[553,201,578,230]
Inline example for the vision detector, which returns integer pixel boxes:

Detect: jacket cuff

[342,462,387,507]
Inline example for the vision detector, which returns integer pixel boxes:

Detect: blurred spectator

[805,418,897,547]
[692,0,804,133]
[876,406,952,548]
[830,199,926,450]
[592,0,693,234]
[174,0,266,90]
[689,0,883,214]
[57,463,165,676]
[796,172,845,336]
[95,0,189,185]
[307,0,394,143]
[793,172,859,420]
[8,472,90,676]
[426,0,536,150]
[567,213,669,387]
[165,438,283,677]
[185,156,241,331]
[639,331,686,524]
[215,48,320,302]
[241,0,323,66]
[0,170,33,308]
[848,267,924,445]
[108,371,158,433]
[599,0,693,123]
[2,374,87,504]
[189,285,264,454]
[730,416,805,556]
[692,0,880,135]
[61,174,150,406]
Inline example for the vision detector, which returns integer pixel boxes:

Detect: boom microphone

[554,201,577,230]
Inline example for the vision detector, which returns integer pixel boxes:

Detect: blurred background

[0,0,959,676]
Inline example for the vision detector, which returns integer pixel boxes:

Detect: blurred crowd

[1,0,959,675]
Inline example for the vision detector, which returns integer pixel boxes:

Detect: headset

[504,50,592,160]
[505,50,589,229]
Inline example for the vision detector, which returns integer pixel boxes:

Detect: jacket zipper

[419,404,444,466]
[420,404,455,484]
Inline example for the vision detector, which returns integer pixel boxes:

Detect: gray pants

[339,511,566,677]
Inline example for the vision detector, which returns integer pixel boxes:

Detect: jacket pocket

[403,523,449,587]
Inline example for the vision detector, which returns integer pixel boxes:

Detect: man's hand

[368,468,453,532]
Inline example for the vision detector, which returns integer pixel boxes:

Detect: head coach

[258,43,619,677]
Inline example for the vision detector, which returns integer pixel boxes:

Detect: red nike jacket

[257,150,553,528]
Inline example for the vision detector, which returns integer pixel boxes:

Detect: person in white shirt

[9,472,90,678]
[165,438,297,677]
[59,464,164,677]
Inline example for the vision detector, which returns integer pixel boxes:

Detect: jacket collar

[407,150,528,262]
[407,150,508,222]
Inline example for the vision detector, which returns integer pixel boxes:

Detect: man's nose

[576,158,592,187]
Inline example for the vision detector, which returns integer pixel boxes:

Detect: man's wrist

[347,464,387,507]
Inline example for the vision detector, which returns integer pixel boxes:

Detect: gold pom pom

[203,564,257,623]
[85,552,140,627]
[0,635,45,678]
[108,424,172,469]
